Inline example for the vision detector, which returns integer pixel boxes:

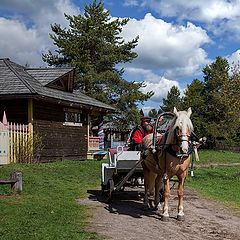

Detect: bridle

[174,127,192,158]
[151,112,193,159]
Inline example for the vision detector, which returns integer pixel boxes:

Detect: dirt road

[79,187,240,240]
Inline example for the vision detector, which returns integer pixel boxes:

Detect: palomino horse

[141,107,193,221]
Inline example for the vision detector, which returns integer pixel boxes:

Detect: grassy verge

[187,149,240,215]
[196,149,240,165]
[0,160,103,240]
[187,166,240,213]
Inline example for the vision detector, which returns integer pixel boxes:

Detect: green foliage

[202,57,232,140]
[148,108,159,118]
[43,0,153,128]
[183,79,205,136]
[0,160,103,240]
[160,86,183,112]
[184,56,240,146]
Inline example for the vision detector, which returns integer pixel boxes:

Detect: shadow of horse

[87,188,171,220]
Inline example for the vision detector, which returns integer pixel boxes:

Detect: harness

[149,112,194,172]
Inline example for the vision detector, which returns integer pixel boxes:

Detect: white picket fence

[0,112,33,164]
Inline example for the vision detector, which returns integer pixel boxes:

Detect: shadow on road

[87,188,168,220]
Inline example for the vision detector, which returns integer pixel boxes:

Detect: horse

[141,107,194,221]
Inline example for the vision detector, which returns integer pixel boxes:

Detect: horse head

[165,107,193,155]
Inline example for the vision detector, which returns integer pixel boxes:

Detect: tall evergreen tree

[161,86,183,112]
[227,63,240,142]
[202,56,233,142]
[148,108,158,118]
[184,56,240,145]
[183,79,205,136]
[43,0,153,127]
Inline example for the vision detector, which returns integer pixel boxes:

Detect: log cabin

[0,58,115,161]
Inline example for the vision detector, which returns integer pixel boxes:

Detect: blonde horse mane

[165,107,193,145]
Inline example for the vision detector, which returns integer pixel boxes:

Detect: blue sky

[1,0,240,111]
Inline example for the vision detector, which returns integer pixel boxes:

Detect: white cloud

[143,78,180,102]
[0,18,42,66]
[227,49,240,66]
[210,17,240,41]
[137,0,240,23]
[123,0,139,7]
[0,0,79,66]
[122,13,210,78]
[126,67,181,103]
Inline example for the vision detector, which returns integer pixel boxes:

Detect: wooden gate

[0,112,32,164]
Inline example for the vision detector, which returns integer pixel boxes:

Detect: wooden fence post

[11,171,23,192]
[0,111,9,165]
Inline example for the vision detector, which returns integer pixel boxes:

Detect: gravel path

[78,187,240,240]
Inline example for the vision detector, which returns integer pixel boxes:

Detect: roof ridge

[26,67,73,70]
[3,59,37,94]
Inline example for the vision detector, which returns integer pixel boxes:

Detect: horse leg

[142,162,155,209]
[146,172,156,209]
[154,174,163,210]
[142,160,156,210]
[177,176,186,221]
[162,178,170,221]
[142,162,150,210]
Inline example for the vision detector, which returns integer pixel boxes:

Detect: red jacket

[132,128,144,144]
[132,126,153,144]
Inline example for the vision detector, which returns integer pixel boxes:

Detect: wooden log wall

[34,119,88,161]
[33,100,88,161]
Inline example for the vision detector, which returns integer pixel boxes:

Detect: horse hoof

[177,215,185,221]
[161,215,169,222]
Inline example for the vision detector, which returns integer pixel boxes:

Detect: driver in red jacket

[130,117,153,151]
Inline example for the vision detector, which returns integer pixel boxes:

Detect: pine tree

[184,56,240,145]
[183,79,205,136]
[43,0,153,127]
[202,57,232,142]
[148,108,158,118]
[161,86,183,112]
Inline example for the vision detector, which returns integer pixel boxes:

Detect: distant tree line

[149,56,240,147]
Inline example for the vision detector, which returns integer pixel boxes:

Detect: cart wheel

[107,179,114,203]
[101,183,108,196]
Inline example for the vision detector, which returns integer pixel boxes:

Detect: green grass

[187,149,240,215]
[0,160,103,240]
[197,149,240,165]
[187,166,240,214]
[0,150,239,239]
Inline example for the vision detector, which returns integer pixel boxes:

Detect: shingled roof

[26,68,73,86]
[0,58,115,112]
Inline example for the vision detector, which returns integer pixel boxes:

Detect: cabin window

[63,108,83,126]
[64,112,81,123]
